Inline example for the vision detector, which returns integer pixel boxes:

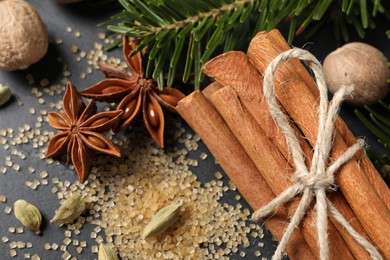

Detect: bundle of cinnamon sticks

[176,30,390,259]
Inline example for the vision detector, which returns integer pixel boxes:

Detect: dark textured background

[0,1,388,259]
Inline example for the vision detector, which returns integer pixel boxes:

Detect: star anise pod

[81,35,185,148]
[46,82,122,183]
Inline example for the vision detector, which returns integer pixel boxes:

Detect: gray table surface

[0,1,388,259]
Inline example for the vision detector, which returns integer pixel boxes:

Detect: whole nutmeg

[0,0,49,71]
[323,42,389,106]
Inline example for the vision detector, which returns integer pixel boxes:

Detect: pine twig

[355,99,390,180]
[103,0,386,90]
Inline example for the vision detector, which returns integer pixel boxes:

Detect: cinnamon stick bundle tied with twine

[179,30,388,259]
[248,31,390,258]
[252,48,381,260]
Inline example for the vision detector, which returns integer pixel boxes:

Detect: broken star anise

[46,82,122,183]
[81,35,185,148]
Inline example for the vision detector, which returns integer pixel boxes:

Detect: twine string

[252,48,382,260]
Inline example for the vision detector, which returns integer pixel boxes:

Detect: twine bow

[252,48,382,260]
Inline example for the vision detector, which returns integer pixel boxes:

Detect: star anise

[46,82,122,183]
[81,35,185,148]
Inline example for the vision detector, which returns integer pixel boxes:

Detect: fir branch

[104,0,386,89]
[355,99,390,180]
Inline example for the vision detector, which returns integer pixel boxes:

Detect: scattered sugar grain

[38,98,45,105]
[62,251,71,260]
[44,243,51,250]
[51,243,59,250]
[9,241,17,249]
[17,241,26,249]
[91,245,98,253]
[214,171,223,180]
[98,32,106,40]
[63,238,71,246]
[10,249,17,257]
[12,164,20,171]
[4,206,12,214]
[40,170,48,178]
[200,152,208,160]
[16,227,24,233]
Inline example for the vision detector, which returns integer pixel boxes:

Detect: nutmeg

[323,42,389,106]
[0,0,49,71]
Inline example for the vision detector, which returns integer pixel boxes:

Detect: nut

[323,42,389,106]
[0,0,49,71]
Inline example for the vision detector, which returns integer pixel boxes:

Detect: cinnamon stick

[209,86,355,260]
[176,88,315,259]
[202,51,372,259]
[247,29,390,258]
[270,30,390,209]
[202,51,311,169]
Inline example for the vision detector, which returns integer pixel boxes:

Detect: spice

[0,28,269,259]
[247,29,390,258]
[81,35,185,148]
[13,200,42,235]
[202,48,372,258]
[98,243,118,260]
[177,89,315,259]
[46,82,122,183]
[142,201,183,238]
[0,84,12,106]
[0,0,48,71]
[323,42,389,106]
[51,193,86,224]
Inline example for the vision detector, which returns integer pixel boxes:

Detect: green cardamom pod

[50,193,85,224]
[98,243,118,260]
[142,201,183,238]
[14,200,42,235]
[0,85,11,106]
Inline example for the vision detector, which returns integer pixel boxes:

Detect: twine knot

[252,48,382,260]
[293,171,334,190]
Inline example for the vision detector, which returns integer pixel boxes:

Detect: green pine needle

[104,0,386,89]
[355,99,390,180]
